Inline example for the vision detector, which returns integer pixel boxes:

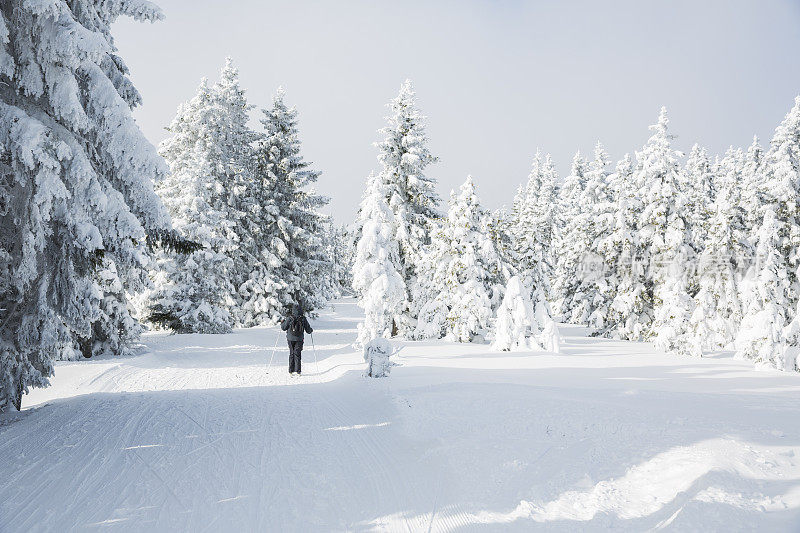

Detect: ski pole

[266,332,280,374]
[310,332,320,375]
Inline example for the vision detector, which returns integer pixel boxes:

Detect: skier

[281,304,313,375]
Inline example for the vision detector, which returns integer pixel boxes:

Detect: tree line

[352,82,800,373]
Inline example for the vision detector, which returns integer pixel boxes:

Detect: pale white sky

[114,0,800,224]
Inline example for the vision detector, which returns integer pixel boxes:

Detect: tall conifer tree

[0,0,183,410]
[149,60,256,333]
[249,88,331,318]
[371,80,440,332]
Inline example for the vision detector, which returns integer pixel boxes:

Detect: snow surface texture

[2,299,800,531]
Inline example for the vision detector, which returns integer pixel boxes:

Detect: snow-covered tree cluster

[545,100,800,371]
[145,61,336,333]
[352,82,800,372]
[0,0,200,412]
[353,81,557,351]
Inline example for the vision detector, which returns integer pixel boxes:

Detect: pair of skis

[266,332,320,376]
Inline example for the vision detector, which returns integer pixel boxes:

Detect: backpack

[290,317,304,337]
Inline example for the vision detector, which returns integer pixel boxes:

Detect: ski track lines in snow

[460,439,800,526]
[2,300,800,531]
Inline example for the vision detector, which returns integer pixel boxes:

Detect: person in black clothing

[281,304,313,375]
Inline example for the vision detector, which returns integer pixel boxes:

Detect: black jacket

[282,313,313,341]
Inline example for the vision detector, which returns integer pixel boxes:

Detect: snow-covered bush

[492,277,536,351]
[540,321,562,353]
[363,338,393,378]
[492,276,560,352]
[782,309,800,372]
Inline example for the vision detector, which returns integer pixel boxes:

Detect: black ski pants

[288,340,303,374]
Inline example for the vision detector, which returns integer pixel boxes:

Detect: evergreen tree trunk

[12,378,21,412]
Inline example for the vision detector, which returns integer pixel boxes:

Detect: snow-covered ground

[2,299,800,532]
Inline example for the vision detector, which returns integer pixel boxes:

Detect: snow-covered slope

[2,299,800,531]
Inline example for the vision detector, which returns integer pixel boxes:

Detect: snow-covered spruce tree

[344,223,360,290]
[0,1,190,411]
[688,148,746,353]
[711,146,749,254]
[508,185,527,262]
[408,217,448,340]
[413,176,506,342]
[735,206,792,369]
[510,151,559,306]
[736,96,800,370]
[637,108,695,355]
[245,88,331,323]
[486,206,517,305]
[353,173,406,347]
[554,144,613,326]
[588,155,624,335]
[553,152,589,320]
[683,144,715,294]
[536,154,560,303]
[761,96,800,308]
[741,135,765,236]
[149,71,245,334]
[488,207,514,268]
[604,154,650,340]
[684,145,715,231]
[93,258,146,357]
[576,143,614,329]
[325,223,354,298]
[371,80,440,332]
[211,59,263,299]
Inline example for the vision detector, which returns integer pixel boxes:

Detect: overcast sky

[114,0,800,224]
